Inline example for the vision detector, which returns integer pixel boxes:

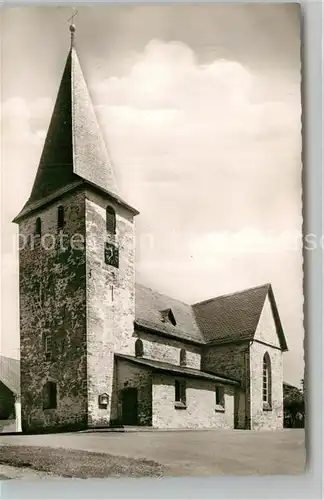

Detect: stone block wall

[116,359,152,425]
[18,190,88,432]
[250,341,283,430]
[250,294,284,430]
[202,342,250,429]
[134,330,201,369]
[152,373,235,429]
[255,295,282,348]
[85,189,136,427]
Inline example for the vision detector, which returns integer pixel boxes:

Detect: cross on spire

[68,8,78,46]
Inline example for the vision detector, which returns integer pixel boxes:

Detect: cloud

[1,97,52,218]
[90,40,301,236]
[0,39,303,384]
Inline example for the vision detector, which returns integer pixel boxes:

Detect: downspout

[15,393,22,433]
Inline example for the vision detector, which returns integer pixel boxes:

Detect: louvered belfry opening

[106,205,116,234]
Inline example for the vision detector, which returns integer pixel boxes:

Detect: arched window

[57,205,64,229]
[106,206,116,234]
[135,338,144,358]
[42,381,57,410]
[180,348,187,367]
[35,217,42,236]
[263,352,272,409]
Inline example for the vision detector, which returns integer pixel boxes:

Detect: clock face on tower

[104,242,119,268]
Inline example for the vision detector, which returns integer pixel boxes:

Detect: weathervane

[68,8,78,46]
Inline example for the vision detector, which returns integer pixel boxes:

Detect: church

[13,25,288,433]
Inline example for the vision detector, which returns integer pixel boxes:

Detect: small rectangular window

[58,205,64,229]
[43,381,57,410]
[35,217,42,236]
[175,380,186,406]
[45,335,52,360]
[215,386,225,407]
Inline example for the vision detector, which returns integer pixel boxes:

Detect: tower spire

[13,16,139,223]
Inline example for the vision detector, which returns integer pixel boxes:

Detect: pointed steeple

[14,25,136,222]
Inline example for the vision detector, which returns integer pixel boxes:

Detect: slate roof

[135,283,288,350]
[14,46,137,222]
[192,284,270,344]
[115,354,240,385]
[135,283,204,344]
[0,356,20,395]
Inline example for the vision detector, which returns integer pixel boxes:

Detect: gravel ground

[0,463,60,480]
[0,445,163,478]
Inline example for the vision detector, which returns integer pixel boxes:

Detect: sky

[0,5,303,386]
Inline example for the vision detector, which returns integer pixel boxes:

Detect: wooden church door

[121,388,138,425]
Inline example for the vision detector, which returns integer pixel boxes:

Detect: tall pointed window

[58,205,64,229]
[106,206,116,234]
[262,352,272,410]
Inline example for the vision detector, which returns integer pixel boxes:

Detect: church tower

[13,25,138,432]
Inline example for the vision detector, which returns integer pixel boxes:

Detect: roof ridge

[135,282,192,308]
[192,283,271,307]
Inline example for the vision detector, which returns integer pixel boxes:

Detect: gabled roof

[0,355,20,395]
[135,283,205,344]
[14,45,137,222]
[135,283,288,350]
[193,284,270,344]
[116,354,240,385]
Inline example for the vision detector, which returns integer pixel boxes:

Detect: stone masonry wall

[152,373,235,429]
[250,342,283,430]
[116,359,152,426]
[85,189,136,427]
[201,342,250,429]
[134,330,201,369]
[254,295,281,348]
[250,295,284,430]
[18,190,87,432]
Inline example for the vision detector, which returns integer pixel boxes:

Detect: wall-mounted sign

[98,393,109,408]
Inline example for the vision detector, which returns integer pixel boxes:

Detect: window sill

[215,405,225,413]
[263,402,272,412]
[174,402,187,410]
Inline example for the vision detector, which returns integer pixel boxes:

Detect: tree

[283,382,305,428]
